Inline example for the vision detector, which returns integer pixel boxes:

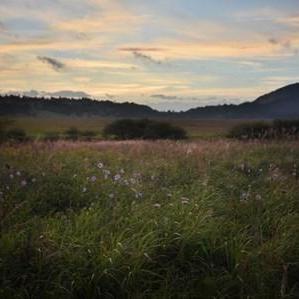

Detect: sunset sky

[0,0,299,111]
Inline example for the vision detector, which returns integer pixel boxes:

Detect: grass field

[1,139,299,298]
[1,116,253,139]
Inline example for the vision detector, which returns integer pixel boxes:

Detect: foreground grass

[0,140,299,298]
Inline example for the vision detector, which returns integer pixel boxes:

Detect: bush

[80,130,97,141]
[103,119,187,140]
[43,132,61,142]
[0,119,13,143]
[273,119,299,137]
[5,128,28,142]
[229,119,299,140]
[65,127,80,140]
[144,121,187,140]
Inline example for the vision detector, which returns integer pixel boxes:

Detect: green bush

[229,119,299,140]
[103,119,187,140]
[5,128,28,142]
[80,130,97,141]
[65,127,80,140]
[273,119,299,136]
[43,131,61,142]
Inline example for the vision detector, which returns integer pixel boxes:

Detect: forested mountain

[1,83,299,119]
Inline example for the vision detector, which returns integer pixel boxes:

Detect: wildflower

[103,169,111,179]
[151,175,155,181]
[32,178,37,183]
[181,196,190,203]
[16,171,21,176]
[255,194,262,201]
[82,187,87,193]
[186,148,192,155]
[21,180,27,187]
[114,174,121,181]
[181,200,189,205]
[97,162,104,169]
[109,193,114,199]
[42,172,46,177]
[135,192,143,199]
[153,203,161,208]
[240,191,249,201]
[130,178,136,185]
[120,168,125,174]
[90,176,97,182]
[9,174,14,179]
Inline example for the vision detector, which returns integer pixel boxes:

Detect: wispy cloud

[132,51,163,65]
[151,94,179,100]
[37,56,65,71]
[119,47,165,52]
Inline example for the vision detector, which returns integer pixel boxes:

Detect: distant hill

[0,95,158,118]
[1,83,299,119]
[184,83,299,119]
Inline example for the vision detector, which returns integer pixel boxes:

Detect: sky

[0,0,299,111]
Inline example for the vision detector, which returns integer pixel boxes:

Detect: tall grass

[0,140,299,298]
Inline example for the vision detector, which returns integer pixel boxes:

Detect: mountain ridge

[1,83,299,119]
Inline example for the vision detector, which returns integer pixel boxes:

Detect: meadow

[1,139,299,298]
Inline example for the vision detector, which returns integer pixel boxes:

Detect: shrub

[80,130,97,141]
[65,127,80,140]
[229,119,299,140]
[144,121,187,140]
[0,119,13,143]
[273,119,299,137]
[228,122,271,140]
[5,128,28,142]
[43,131,61,142]
[103,119,187,140]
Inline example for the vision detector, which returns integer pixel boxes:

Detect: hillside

[0,95,158,118]
[184,83,299,119]
[1,83,299,119]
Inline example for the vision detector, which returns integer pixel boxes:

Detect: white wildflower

[90,176,97,182]
[97,162,104,169]
[21,180,27,187]
[9,174,14,179]
[82,187,87,193]
[255,194,262,201]
[153,203,161,208]
[135,192,143,199]
[16,171,21,176]
[130,178,136,185]
[114,174,121,181]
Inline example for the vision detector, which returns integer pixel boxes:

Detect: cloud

[5,90,91,98]
[268,38,298,54]
[37,56,65,71]
[132,51,163,65]
[119,47,165,52]
[151,94,178,100]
